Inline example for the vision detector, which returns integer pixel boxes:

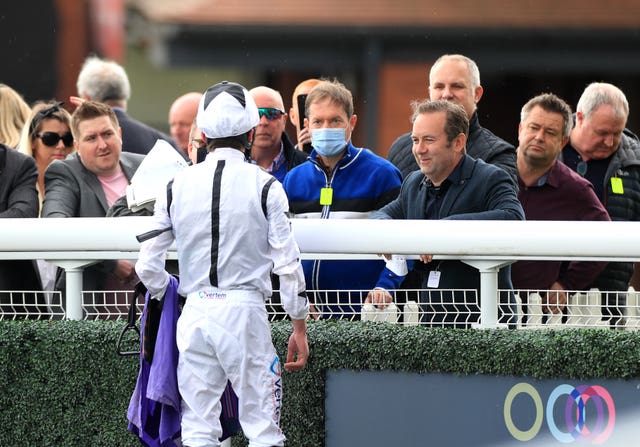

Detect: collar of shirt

[562,143,612,201]
[421,154,466,190]
[250,142,285,173]
[532,170,551,187]
[267,142,286,174]
[423,156,465,219]
[205,147,247,163]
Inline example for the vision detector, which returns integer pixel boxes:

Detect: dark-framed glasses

[258,107,285,121]
[36,131,74,147]
[191,138,205,149]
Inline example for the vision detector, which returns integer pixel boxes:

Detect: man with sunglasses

[42,101,144,293]
[249,86,307,182]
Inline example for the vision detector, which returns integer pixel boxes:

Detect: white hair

[576,82,628,123]
[76,56,131,104]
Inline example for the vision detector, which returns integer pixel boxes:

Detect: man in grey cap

[135,81,309,447]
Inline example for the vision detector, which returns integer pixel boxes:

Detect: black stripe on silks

[166,179,174,218]
[209,160,225,286]
[261,177,276,219]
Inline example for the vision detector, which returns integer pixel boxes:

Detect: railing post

[478,266,499,328]
[462,260,512,329]
[51,260,98,321]
[64,266,84,320]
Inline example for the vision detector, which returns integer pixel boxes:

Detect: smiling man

[249,86,307,182]
[387,54,517,184]
[42,100,144,291]
[371,99,524,328]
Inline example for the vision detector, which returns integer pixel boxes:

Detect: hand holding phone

[296,93,312,153]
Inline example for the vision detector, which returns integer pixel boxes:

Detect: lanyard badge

[611,177,624,194]
[320,187,333,205]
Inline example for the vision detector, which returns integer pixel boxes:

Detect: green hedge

[1,320,639,446]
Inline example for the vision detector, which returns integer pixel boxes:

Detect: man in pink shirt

[42,101,144,292]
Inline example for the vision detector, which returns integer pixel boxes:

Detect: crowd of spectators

[1,53,639,328]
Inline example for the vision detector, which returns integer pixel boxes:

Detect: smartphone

[296,93,312,153]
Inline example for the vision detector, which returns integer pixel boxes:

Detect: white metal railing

[2,287,639,330]
[1,217,639,327]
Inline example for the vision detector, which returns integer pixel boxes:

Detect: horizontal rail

[1,217,638,324]
[0,217,639,261]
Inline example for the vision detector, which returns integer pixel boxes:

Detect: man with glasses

[561,82,640,327]
[249,86,308,182]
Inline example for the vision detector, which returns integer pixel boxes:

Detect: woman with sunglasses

[17,102,74,306]
[18,101,74,207]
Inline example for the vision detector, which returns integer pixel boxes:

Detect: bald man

[289,78,321,153]
[168,92,202,155]
[249,86,308,182]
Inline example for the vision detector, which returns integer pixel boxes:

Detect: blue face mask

[311,127,348,157]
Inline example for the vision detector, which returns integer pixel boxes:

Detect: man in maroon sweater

[511,93,610,322]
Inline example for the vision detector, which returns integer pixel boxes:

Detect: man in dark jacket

[560,82,640,327]
[387,54,518,297]
[0,143,42,313]
[372,100,524,328]
[42,101,144,293]
[76,55,177,155]
[387,54,517,185]
[249,86,308,182]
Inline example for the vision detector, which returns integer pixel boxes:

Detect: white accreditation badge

[427,270,441,288]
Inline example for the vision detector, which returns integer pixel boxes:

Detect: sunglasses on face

[258,107,285,121]
[37,131,74,147]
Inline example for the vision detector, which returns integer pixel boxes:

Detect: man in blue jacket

[372,99,524,328]
[283,79,403,318]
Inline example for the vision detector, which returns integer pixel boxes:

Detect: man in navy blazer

[0,143,43,307]
[76,56,177,155]
[372,100,524,328]
[42,101,144,293]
